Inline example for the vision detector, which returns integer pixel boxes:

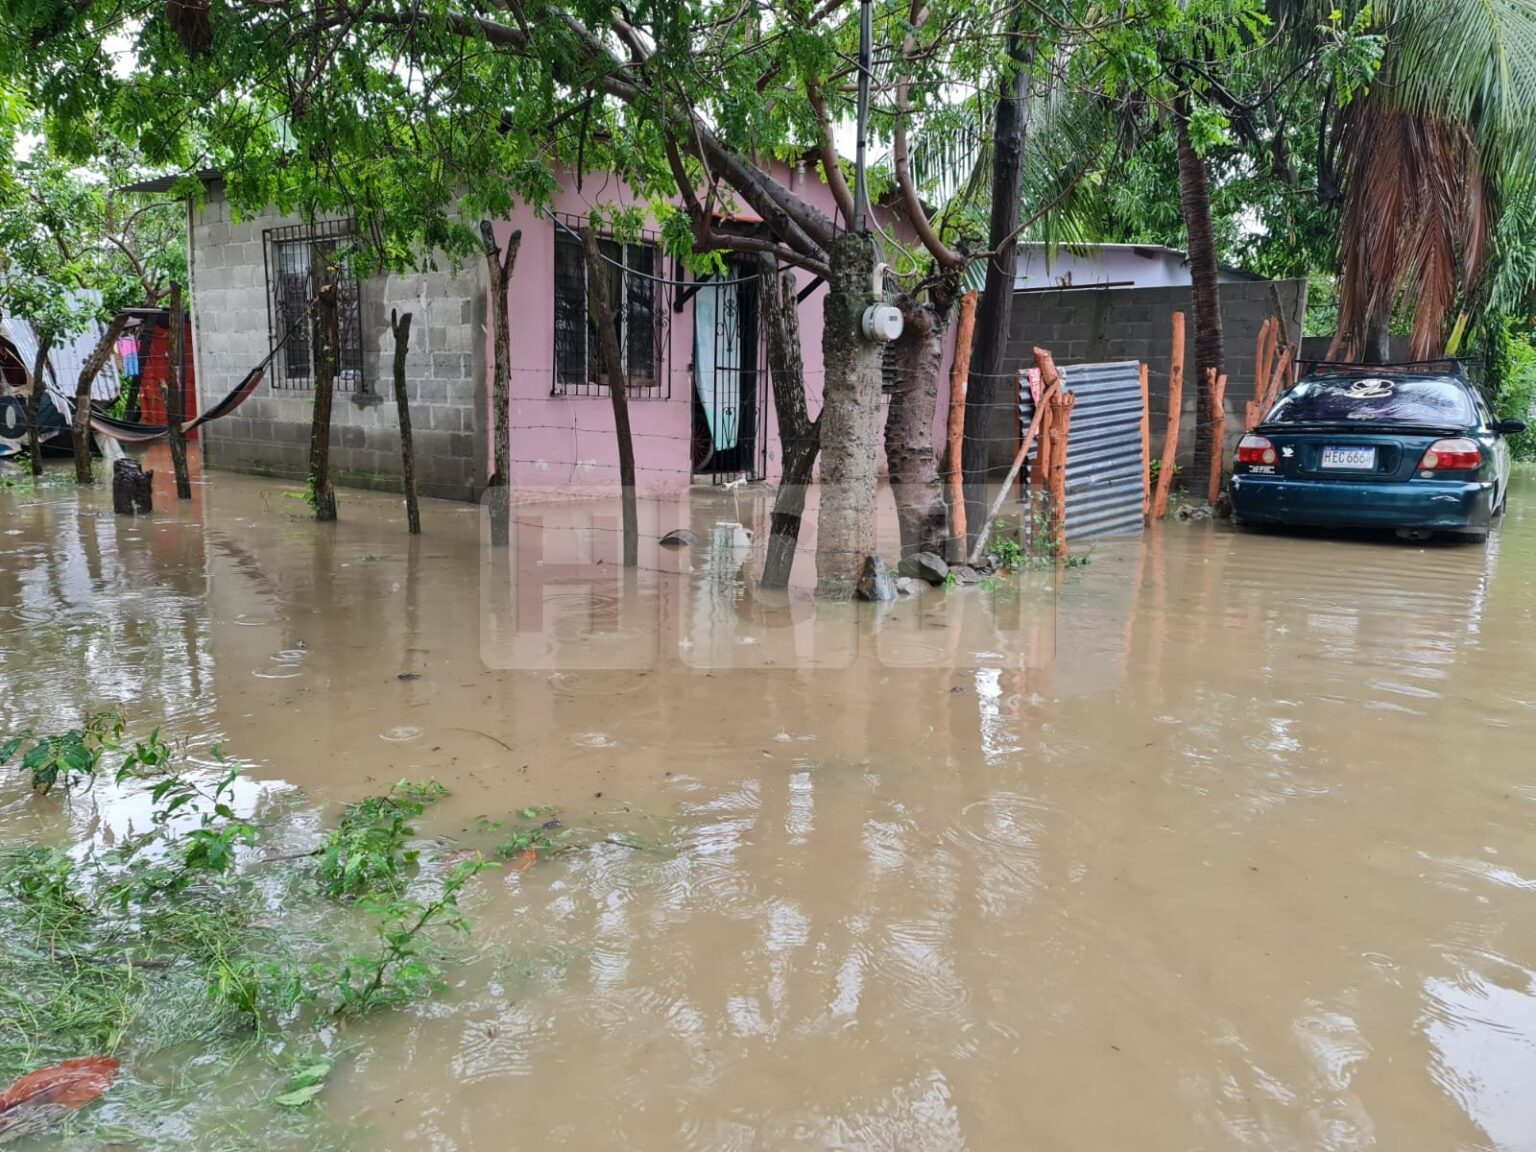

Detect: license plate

[1321,446,1376,470]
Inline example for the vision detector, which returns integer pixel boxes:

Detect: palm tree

[1330,0,1536,361]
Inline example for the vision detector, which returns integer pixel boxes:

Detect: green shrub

[1499,328,1536,462]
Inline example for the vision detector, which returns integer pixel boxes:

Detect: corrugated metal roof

[1020,360,1146,541]
[0,290,122,403]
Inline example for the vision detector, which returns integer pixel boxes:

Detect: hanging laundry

[116,335,140,378]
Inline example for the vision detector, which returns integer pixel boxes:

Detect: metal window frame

[690,258,768,485]
[549,213,670,399]
[262,219,367,394]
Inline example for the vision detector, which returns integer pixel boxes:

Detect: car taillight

[1236,434,1276,465]
[1418,438,1482,471]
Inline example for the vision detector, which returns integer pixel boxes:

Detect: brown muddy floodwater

[3,453,1536,1151]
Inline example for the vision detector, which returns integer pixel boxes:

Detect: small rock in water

[894,576,921,597]
[948,565,982,585]
[658,529,699,548]
[855,555,897,601]
[1176,502,1214,522]
[898,550,949,585]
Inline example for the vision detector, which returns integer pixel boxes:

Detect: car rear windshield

[1264,376,1474,427]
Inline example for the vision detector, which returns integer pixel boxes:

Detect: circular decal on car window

[1344,378,1395,398]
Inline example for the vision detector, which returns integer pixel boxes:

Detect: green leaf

[272,1083,326,1107]
[289,1061,333,1085]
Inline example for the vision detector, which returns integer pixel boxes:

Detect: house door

[691,262,763,480]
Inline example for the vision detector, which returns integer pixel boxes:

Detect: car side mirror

[1496,418,1528,436]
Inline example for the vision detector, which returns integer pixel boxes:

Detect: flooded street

[4,458,1536,1150]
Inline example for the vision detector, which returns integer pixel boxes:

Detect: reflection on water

[2,455,1536,1149]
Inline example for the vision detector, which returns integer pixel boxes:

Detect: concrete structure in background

[1013,243,1263,291]
[173,184,488,501]
[1005,278,1308,469]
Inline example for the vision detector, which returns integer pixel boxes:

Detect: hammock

[87,294,318,445]
[89,362,267,443]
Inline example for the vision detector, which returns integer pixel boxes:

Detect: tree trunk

[961,24,1035,549]
[307,273,339,522]
[165,283,192,499]
[1175,107,1226,488]
[886,286,954,558]
[582,227,638,568]
[480,222,522,547]
[758,257,819,590]
[25,333,53,478]
[1362,309,1393,364]
[816,232,882,597]
[71,314,129,485]
[390,309,421,534]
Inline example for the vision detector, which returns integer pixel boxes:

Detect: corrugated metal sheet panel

[0,289,122,403]
[1019,360,1146,541]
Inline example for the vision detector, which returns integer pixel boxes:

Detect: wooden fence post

[166,284,193,500]
[1048,389,1076,555]
[390,310,420,535]
[944,290,978,562]
[1152,311,1184,522]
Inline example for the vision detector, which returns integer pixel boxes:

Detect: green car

[1230,365,1526,541]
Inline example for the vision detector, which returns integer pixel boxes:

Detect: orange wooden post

[1049,389,1076,555]
[1208,370,1227,504]
[1267,346,1293,411]
[1030,395,1053,491]
[1255,318,1275,406]
[1152,311,1184,522]
[945,290,979,561]
[1251,317,1275,432]
[967,348,1062,565]
[1139,361,1152,523]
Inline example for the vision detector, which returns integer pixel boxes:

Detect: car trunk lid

[1253,425,1454,483]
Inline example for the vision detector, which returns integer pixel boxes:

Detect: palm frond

[1371,0,1536,172]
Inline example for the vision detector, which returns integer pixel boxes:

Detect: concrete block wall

[190,183,488,502]
[1004,278,1308,470]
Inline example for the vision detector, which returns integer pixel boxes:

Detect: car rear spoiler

[1254,419,1464,437]
[1297,356,1483,384]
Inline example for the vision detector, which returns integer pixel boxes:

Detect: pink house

[167,160,949,502]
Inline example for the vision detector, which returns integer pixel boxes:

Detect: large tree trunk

[758,258,819,589]
[582,227,638,568]
[816,232,882,598]
[480,222,522,547]
[390,309,421,534]
[25,333,53,478]
[307,274,339,522]
[1175,108,1227,486]
[887,286,954,558]
[961,24,1035,549]
[71,314,129,485]
[165,283,193,500]
[1361,309,1393,363]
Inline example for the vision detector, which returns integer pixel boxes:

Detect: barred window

[552,228,664,398]
[264,221,365,393]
